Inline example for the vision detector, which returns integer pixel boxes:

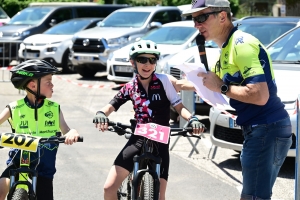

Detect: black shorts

[0,164,54,200]
[114,135,170,180]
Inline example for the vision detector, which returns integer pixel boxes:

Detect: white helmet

[129,40,160,59]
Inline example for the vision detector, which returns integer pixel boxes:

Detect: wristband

[188,116,198,122]
[96,111,106,116]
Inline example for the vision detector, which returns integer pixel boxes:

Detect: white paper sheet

[174,62,229,107]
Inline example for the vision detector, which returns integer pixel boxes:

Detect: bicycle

[0,132,83,200]
[107,119,201,200]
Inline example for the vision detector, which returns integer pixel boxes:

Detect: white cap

[182,0,230,17]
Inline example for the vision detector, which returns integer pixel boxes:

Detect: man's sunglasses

[192,11,222,23]
[136,56,157,64]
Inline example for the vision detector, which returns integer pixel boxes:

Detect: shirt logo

[20,121,29,129]
[45,120,55,127]
[235,36,244,45]
[152,94,161,101]
[150,85,160,90]
[45,111,53,119]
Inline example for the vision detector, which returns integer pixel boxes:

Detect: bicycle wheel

[139,172,154,200]
[11,188,29,200]
[117,172,132,200]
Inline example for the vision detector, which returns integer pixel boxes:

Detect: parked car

[106,20,198,83]
[18,18,102,73]
[209,25,300,157]
[0,7,10,26]
[166,16,300,119]
[0,2,129,67]
[69,6,183,78]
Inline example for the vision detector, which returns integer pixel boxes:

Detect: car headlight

[46,47,58,52]
[12,31,30,38]
[107,37,129,47]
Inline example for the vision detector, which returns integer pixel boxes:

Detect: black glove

[187,116,205,129]
[93,111,109,124]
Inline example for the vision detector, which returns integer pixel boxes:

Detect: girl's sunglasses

[136,56,157,64]
[192,11,222,23]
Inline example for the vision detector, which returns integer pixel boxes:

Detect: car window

[237,22,295,46]
[44,19,93,35]
[76,7,122,18]
[0,7,9,19]
[142,26,196,45]
[49,8,72,24]
[268,27,300,62]
[8,7,52,25]
[151,11,180,24]
[99,11,150,28]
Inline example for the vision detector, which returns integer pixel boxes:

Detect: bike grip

[77,136,84,142]
[108,121,116,126]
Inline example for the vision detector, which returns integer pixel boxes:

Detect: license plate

[195,94,203,103]
[114,65,133,73]
[24,52,39,58]
[229,118,240,128]
[78,56,93,62]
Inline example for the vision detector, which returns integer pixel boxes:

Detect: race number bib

[0,133,41,152]
[134,123,170,144]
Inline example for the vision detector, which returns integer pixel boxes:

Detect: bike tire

[117,172,132,200]
[139,172,154,200]
[11,188,29,200]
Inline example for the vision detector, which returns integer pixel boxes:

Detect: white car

[18,18,101,73]
[209,26,300,157]
[106,20,199,83]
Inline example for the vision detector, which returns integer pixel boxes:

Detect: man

[182,0,292,199]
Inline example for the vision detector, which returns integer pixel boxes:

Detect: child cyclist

[0,60,81,200]
[93,40,205,200]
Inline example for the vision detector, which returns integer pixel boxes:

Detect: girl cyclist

[93,40,205,200]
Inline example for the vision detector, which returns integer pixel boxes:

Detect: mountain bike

[107,119,201,200]
[0,132,83,200]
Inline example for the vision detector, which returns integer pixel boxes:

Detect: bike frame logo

[45,120,55,127]
[152,94,161,101]
[20,121,28,129]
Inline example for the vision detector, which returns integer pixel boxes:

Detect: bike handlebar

[107,121,201,139]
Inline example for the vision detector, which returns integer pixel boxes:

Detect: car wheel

[62,50,76,74]
[75,66,97,78]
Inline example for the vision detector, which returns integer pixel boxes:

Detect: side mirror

[49,19,57,27]
[148,22,162,30]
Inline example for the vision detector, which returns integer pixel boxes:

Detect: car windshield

[98,12,150,28]
[7,7,52,25]
[142,26,197,45]
[0,7,9,19]
[44,19,92,35]
[268,27,300,62]
[236,22,295,46]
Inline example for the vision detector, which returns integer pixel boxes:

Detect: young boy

[93,40,205,200]
[0,60,80,200]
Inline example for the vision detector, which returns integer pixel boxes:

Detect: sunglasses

[135,56,157,65]
[192,11,222,23]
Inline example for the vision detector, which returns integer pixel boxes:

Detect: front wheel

[117,173,132,200]
[139,172,154,200]
[11,188,29,200]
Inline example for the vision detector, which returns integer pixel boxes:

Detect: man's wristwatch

[221,84,229,95]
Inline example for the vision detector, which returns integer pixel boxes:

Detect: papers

[174,62,229,107]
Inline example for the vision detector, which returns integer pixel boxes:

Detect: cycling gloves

[93,111,109,124]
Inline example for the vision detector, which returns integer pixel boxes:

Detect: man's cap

[182,0,230,17]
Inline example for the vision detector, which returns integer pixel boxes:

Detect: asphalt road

[0,71,295,199]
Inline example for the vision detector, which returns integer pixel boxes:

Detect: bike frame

[7,149,38,200]
[131,141,161,200]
